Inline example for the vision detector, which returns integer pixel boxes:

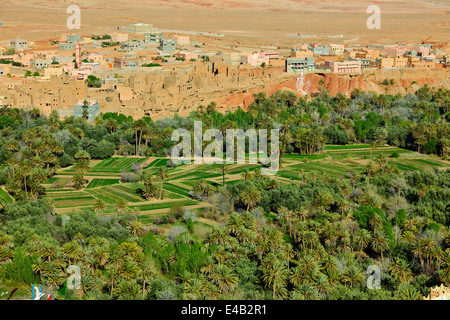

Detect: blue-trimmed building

[74,100,100,122]
[285,57,316,73]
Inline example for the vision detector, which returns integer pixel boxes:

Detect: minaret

[75,41,81,68]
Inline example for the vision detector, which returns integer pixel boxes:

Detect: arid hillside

[0,0,449,45]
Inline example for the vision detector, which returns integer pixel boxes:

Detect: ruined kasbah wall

[123,62,288,119]
[0,75,86,118]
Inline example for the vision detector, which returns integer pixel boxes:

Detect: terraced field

[26,145,448,223]
[63,157,147,175]
[86,178,120,189]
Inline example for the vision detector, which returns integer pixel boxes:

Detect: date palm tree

[127,220,144,237]
[355,229,372,258]
[210,265,238,294]
[342,266,365,288]
[32,257,46,281]
[219,164,229,187]
[239,186,260,211]
[116,279,142,300]
[115,199,128,215]
[106,267,120,296]
[133,119,148,155]
[158,167,169,200]
[372,232,389,263]
[93,199,106,214]
[73,173,85,190]
[399,286,422,300]
[105,118,118,133]
[138,260,154,296]
[389,257,413,298]
[261,260,288,299]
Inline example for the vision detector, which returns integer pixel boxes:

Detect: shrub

[166,226,187,243]
[89,140,116,159]
[182,208,197,222]
[148,226,160,235]
[167,216,175,224]
[153,217,163,225]
[120,172,139,183]
[170,206,184,219]
[394,209,407,227]
[390,152,400,158]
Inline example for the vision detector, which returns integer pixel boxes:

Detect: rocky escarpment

[213,68,450,111]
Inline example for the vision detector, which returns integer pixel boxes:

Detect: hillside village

[0,22,449,120]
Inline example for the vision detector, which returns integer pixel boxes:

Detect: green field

[39,147,448,222]
[64,157,146,174]
[86,178,120,189]
[0,188,13,202]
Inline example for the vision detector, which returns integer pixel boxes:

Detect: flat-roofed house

[31,58,52,69]
[0,65,10,76]
[240,52,270,66]
[308,43,329,55]
[174,35,189,46]
[291,49,314,59]
[177,51,199,61]
[144,32,164,44]
[10,39,28,51]
[285,57,315,73]
[111,33,129,43]
[329,44,345,56]
[355,49,380,60]
[129,23,154,34]
[159,39,177,52]
[58,43,76,51]
[121,41,143,52]
[379,57,394,69]
[325,60,361,73]
[114,55,139,69]
[385,45,407,57]
[66,34,80,44]
[394,56,408,68]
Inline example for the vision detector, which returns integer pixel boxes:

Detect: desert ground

[0,0,449,46]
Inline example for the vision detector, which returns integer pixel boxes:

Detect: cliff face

[213,68,450,111]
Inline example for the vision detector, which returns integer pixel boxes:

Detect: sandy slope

[0,0,448,44]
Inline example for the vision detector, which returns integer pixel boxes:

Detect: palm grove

[0,84,449,300]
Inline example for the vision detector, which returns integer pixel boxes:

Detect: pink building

[385,45,407,57]
[0,54,19,62]
[240,52,270,66]
[411,45,430,55]
[15,54,36,67]
[82,63,101,72]
[69,66,94,80]
[111,33,129,43]
[75,42,82,67]
[174,35,189,46]
[260,51,279,60]
[325,60,362,74]
[82,53,104,63]
[177,51,198,61]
